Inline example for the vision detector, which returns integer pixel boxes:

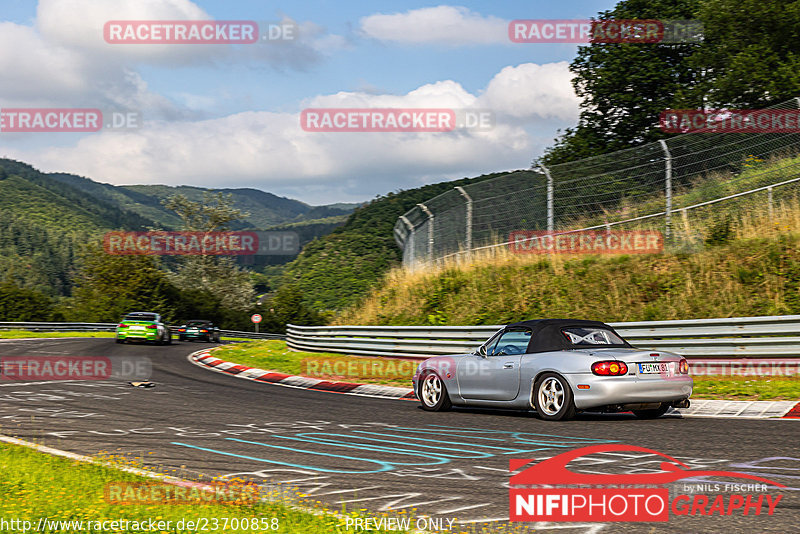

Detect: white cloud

[360,5,508,46]
[479,62,580,121]
[0,0,343,117]
[8,62,578,203]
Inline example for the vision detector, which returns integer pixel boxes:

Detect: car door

[457,328,530,401]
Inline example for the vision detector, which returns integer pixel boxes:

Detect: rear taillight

[178,328,186,332]
[679,359,689,374]
[117,324,127,328]
[201,329,208,333]
[591,361,628,376]
[146,325,157,330]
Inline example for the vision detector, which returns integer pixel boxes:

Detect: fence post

[767,186,774,219]
[659,140,673,242]
[454,186,473,256]
[417,203,435,263]
[399,215,415,267]
[541,165,554,232]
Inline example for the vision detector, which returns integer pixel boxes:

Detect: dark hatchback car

[176,320,221,342]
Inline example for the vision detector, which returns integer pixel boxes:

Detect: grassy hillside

[336,199,800,325]
[278,170,536,311]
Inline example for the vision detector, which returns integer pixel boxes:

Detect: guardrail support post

[454,186,473,258]
[417,203,435,263]
[659,140,673,243]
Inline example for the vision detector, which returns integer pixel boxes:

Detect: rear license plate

[188,328,198,333]
[130,326,145,331]
[639,362,670,374]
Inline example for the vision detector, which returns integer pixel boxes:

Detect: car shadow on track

[417,405,682,421]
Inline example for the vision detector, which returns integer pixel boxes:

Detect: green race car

[176,320,221,343]
[116,312,172,345]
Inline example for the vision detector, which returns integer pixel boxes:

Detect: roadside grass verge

[211,341,799,401]
[0,442,404,533]
[0,330,115,339]
[336,196,800,327]
[691,376,800,401]
[211,340,416,388]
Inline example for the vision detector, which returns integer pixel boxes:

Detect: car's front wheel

[115,337,124,344]
[533,373,576,421]
[418,371,452,412]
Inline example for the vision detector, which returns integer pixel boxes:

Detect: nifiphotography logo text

[509,444,784,523]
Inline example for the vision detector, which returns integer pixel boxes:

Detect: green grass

[0,442,405,533]
[691,376,800,400]
[0,330,116,339]
[212,340,415,388]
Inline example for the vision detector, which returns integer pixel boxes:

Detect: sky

[0,0,618,205]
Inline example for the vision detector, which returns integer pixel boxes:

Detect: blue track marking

[172,425,619,475]
[171,440,411,474]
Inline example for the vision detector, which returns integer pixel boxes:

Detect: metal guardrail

[0,322,284,340]
[287,315,800,360]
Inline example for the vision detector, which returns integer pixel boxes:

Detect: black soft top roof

[502,318,631,353]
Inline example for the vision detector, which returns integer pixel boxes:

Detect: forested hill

[0,158,357,296]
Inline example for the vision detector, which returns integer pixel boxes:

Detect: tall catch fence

[395,97,800,266]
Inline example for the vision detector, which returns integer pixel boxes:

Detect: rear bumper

[568,373,693,409]
[117,332,158,340]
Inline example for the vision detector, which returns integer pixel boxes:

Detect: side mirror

[475,345,487,357]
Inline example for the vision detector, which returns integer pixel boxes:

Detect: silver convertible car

[412,319,692,420]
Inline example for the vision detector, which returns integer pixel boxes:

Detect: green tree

[0,282,60,321]
[538,0,704,166]
[690,0,800,106]
[162,192,256,319]
[162,191,245,232]
[67,243,181,322]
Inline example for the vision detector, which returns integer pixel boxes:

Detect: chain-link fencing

[394,97,800,267]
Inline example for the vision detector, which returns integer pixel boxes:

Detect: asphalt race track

[0,338,798,533]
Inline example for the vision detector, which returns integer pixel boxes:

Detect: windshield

[124,313,157,322]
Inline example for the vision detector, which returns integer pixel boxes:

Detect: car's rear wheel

[632,404,670,419]
[533,373,576,421]
[164,331,172,345]
[418,371,452,412]
[115,338,124,344]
